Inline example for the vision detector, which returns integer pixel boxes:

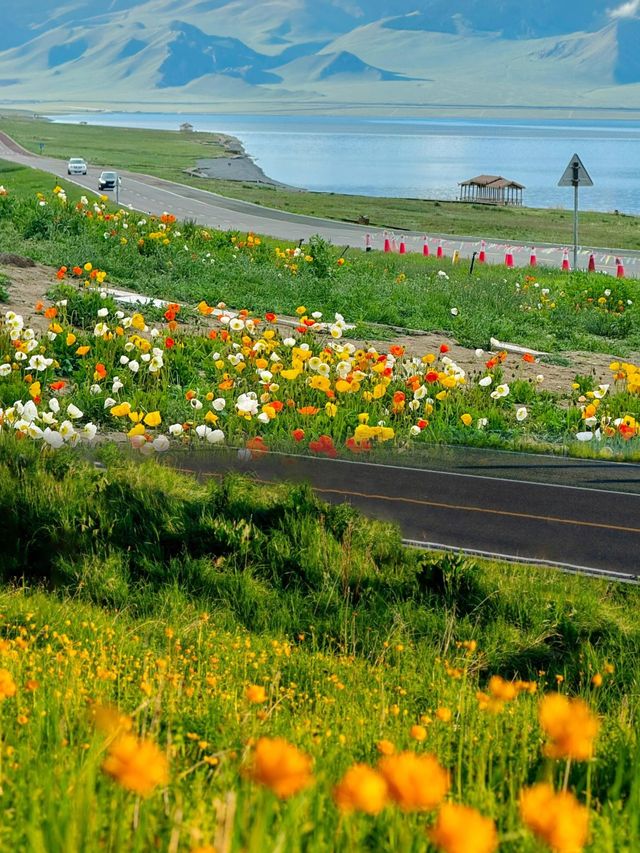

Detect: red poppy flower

[309,434,337,458]
[165,338,175,349]
[425,370,439,383]
[265,312,277,322]
[292,428,305,442]
[439,344,450,354]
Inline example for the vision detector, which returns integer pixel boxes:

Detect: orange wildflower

[520,783,589,853]
[245,685,267,704]
[539,693,599,761]
[333,764,388,814]
[246,737,313,799]
[102,734,169,797]
[429,803,498,853]
[378,752,449,812]
[0,669,17,700]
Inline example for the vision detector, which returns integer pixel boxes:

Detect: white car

[67,158,87,175]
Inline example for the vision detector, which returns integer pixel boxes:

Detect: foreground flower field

[0,182,639,851]
[0,442,639,851]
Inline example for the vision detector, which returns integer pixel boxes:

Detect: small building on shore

[179,122,194,133]
[458,175,525,206]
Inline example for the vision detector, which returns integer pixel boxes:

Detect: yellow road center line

[309,486,640,534]
[176,466,640,535]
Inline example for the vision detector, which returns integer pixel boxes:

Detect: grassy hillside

[0,436,638,850]
[2,116,640,250]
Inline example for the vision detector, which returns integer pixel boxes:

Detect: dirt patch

[0,260,635,394]
[0,253,36,268]
[0,260,55,332]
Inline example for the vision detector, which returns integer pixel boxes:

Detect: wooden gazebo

[458,175,525,206]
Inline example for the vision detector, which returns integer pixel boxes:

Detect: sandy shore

[185,132,300,189]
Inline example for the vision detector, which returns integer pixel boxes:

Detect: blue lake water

[49,113,640,214]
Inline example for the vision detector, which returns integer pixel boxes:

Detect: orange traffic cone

[478,240,486,263]
[561,248,570,271]
[399,237,407,254]
[529,247,537,267]
[383,232,391,253]
[505,247,514,268]
[423,236,430,257]
[616,257,625,278]
[436,240,444,259]
[588,252,596,272]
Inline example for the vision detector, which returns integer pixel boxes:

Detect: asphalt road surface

[170,447,640,582]
[1,131,639,278]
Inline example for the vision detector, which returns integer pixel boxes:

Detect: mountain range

[0,1,639,112]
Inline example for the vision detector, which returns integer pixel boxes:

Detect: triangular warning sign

[558,153,593,187]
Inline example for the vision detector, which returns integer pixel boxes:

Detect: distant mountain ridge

[0,0,639,111]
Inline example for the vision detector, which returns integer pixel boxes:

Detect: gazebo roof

[459,174,525,189]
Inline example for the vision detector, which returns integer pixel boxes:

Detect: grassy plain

[2,116,640,250]
[0,439,638,851]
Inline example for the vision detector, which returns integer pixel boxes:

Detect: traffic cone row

[368,235,627,279]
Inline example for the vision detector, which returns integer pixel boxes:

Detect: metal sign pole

[558,154,593,272]
[573,179,579,270]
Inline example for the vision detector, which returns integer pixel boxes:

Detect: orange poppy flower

[44,307,58,320]
[297,406,319,416]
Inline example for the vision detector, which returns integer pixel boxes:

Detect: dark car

[98,171,119,191]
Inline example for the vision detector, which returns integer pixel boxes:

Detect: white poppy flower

[81,423,98,441]
[22,401,38,423]
[516,407,528,422]
[479,376,492,388]
[67,404,84,419]
[43,428,64,449]
[28,354,53,372]
[152,435,170,452]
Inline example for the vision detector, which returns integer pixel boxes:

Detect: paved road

[171,447,640,582]
[1,132,639,278]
